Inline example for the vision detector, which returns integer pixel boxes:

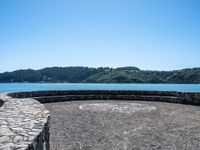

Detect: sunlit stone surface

[0,94,50,150]
[79,103,156,114]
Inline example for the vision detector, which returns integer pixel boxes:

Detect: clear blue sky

[0,0,199,73]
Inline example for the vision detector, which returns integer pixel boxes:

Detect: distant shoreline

[0,66,200,84]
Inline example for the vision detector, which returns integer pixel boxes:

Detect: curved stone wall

[9,90,200,106]
[0,93,50,150]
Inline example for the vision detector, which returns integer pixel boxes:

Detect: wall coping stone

[0,93,50,150]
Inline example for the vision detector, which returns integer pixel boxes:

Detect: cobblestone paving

[45,100,200,150]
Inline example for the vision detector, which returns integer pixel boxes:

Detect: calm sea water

[0,83,200,93]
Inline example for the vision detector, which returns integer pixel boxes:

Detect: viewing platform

[0,90,200,149]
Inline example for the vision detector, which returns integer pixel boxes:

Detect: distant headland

[0,66,200,84]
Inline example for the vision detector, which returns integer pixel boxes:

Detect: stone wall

[9,90,179,98]
[0,93,50,150]
[9,90,200,106]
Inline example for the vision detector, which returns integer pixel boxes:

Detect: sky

[0,0,200,73]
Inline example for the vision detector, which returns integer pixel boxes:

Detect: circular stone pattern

[45,100,200,150]
[79,103,156,114]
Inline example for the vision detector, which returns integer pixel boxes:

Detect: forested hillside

[0,66,200,83]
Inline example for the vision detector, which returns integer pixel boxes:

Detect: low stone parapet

[9,90,200,106]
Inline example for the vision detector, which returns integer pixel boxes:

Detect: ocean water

[0,83,200,93]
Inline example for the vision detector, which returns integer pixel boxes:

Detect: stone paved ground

[44,100,200,150]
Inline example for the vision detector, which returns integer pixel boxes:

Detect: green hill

[0,66,200,83]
